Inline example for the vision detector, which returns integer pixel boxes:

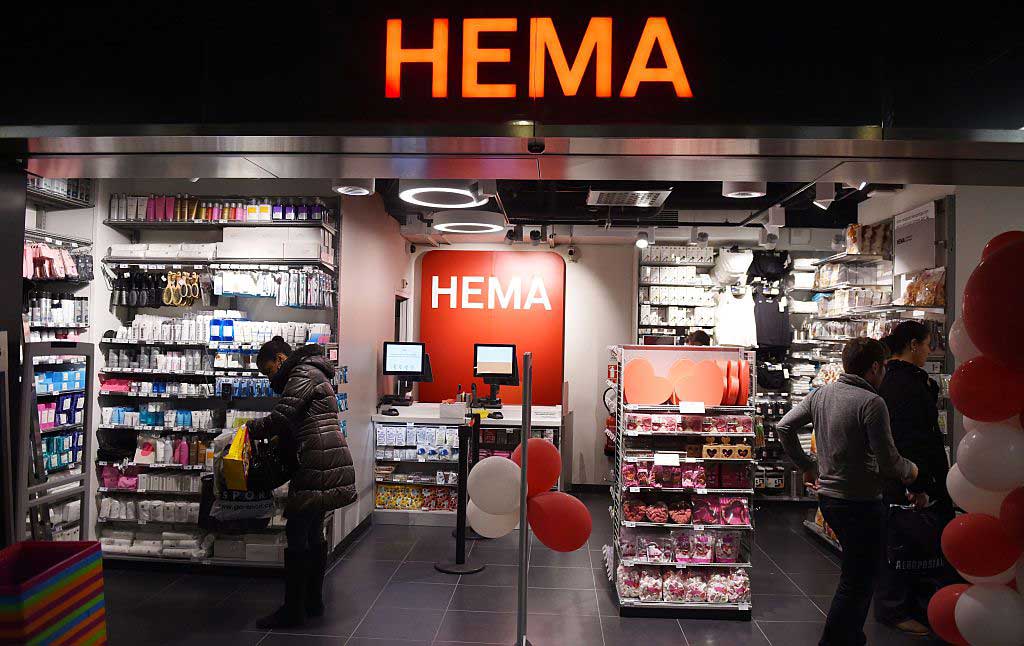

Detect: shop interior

[7,159,1018,644]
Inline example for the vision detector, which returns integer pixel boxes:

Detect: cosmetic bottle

[245,198,258,222]
[258,197,272,222]
[296,199,309,221]
[187,196,199,220]
[272,198,284,221]
[283,199,296,221]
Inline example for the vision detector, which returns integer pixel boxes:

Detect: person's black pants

[817,496,884,646]
[286,510,325,551]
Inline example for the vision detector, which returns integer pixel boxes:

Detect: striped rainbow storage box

[0,541,106,645]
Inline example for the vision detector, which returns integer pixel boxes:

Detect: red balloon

[1000,487,1024,546]
[983,231,1024,260]
[942,513,1023,577]
[964,241,1024,367]
[511,438,562,497]
[526,491,591,552]
[949,357,1024,422]
[927,584,971,645]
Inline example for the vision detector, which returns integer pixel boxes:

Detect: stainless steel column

[515,352,532,646]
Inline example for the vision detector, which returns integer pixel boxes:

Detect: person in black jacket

[249,336,357,629]
[875,321,953,635]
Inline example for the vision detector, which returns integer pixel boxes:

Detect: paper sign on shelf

[653,452,680,467]
[679,401,705,414]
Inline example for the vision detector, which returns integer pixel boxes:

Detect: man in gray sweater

[777,337,925,646]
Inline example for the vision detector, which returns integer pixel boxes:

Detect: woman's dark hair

[685,330,711,346]
[882,321,931,356]
[842,337,889,376]
[257,336,292,367]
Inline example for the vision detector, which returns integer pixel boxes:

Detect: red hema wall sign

[418,250,565,405]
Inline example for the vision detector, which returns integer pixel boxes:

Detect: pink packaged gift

[679,416,703,433]
[622,463,639,487]
[637,414,652,432]
[691,495,721,525]
[662,569,687,602]
[668,499,692,525]
[619,531,637,559]
[728,568,752,602]
[625,413,642,431]
[682,571,707,602]
[649,415,667,433]
[681,465,706,489]
[638,567,663,602]
[661,415,679,433]
[100,465,120,489]
[637,533,672,563]
[715,531,741,564]
[670,529,691,563]
[654,465,681,488]
[636,464,653,487]
[706,572,731,603]
[720,463,751,489]
[720,497,751,526]
[617,564,641,599]
[689,529,714,564]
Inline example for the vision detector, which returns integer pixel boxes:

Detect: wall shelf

[26,188,94,212]
[103,219,337,236]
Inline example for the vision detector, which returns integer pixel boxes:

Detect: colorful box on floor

[0,541,107,645]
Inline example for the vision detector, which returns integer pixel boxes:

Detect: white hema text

[431,276,552,310]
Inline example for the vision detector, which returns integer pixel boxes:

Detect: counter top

[371,402,562,427]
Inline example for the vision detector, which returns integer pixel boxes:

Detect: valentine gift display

[608,345,755,617]
[925,230,1024,646]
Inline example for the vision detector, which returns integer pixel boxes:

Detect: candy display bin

[0,541,107,645]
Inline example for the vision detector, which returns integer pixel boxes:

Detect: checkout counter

[370,402,566,526]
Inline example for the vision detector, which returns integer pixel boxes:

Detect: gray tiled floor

[101,493,940,645]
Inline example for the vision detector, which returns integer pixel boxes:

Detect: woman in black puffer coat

[248,336,356,629]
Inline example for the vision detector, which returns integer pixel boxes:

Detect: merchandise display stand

[606,345,755,620]
[636,246,718,342]
[92,191,343,567]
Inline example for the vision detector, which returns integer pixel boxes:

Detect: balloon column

[928,231,1024,646]
[466,438,592,552]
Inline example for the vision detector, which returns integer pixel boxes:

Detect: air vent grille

[586,189,671,208]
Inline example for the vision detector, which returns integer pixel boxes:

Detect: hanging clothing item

[746,250,792,283]
[715,289,757,347]
[753,289,792,348]
[711,249,753,286]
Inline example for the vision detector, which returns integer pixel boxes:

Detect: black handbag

[885,504,947,571]
[249,434,298,491]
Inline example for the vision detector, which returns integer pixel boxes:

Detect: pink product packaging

[636,465,653,487]
[625,414,641,431]
[704,463,721,488]
[644,500,669,524]
[637,533,672,562]
[636,414,652,432]
[619,531,637,559]
[621,463,639,488]
[656,465,682,488]
[616,565,641,599]
[638,567,663,602]
[662,569,687,602]
[670,529,691,563]
[706,572,731,603]
[720,463,751,489]
[715,531,741,564]
[668,499,692,524]
[691,495,721,525]
[678,416,703,433]
[100,465,120,488]
[681,465,707,488]
[720,497,751,526]
[682,571,707,602]
[689,530,714,564]
[650,414,679,433]
[728,568,752,602]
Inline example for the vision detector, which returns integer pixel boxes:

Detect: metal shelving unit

[607,346,755,619]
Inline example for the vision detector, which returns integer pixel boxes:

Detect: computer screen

[383,342,425,375]
[474,344,515,376]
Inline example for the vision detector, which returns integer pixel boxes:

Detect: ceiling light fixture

[722,181,767,199]
[813,181,836,210]
[430,210,505,234]
[189,177,200,183]
[635,231,650,249]
[332,179,376,196]
[398,180,489,209]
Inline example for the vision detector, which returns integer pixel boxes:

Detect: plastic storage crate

[0,541,106,645]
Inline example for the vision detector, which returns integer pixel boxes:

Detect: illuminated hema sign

[385,17,692,99]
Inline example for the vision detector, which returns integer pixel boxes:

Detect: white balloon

[467,456,521,515]
[467,500,519,538]
[957,425,1024,492]
[949,318,981,362]
[954,584,1024,646]
[966,416,1024,434]
[948,464,1011,515]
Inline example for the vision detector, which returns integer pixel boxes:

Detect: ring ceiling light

[332,179,376,196]
[398,179,489,209]
[722,181,767,199]
[431,210,505,234]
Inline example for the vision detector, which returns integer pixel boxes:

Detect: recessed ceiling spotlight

[430,210,505,234]
[332,179,376,196]
[635,231,651,249]
[398,180,489,209]
[722,181,767,199]
[813,181,836,210]
[189,177,200,183]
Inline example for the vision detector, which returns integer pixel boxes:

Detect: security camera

[529,228,543,244]
[527,138,546,154]
[567,245,580,262]
[409,243,417,254]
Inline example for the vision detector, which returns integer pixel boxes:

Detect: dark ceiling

[379,180,890,229]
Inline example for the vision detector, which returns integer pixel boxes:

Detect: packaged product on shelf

[670,529,691,562]
[692,495,721,525]
[704,464,721,488]
[720,497,751,526]
[680,465,706,488]
[706,572,731,603]
[720,463,751,489]
[668,499,692,524]
[662,569,687,602]
[637,533,672,563]
[616,564,641,599]
[655,465,682,488]
[728,568,752,603]
[638,567,664,602]
[689,530,714,564]
[715,531,742,564]
[618,530,637,559]
[678,416,702,433]
[644,500,669,524]
[623,497,646,522]
[682,571,708,602]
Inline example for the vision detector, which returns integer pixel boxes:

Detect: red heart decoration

[736,446,751,459]
[725,361,740,406]
[668,359,697,404]
[721,447,735,458]
[738,360,750,406]
[623,358,674,405]
[674,361,725,407]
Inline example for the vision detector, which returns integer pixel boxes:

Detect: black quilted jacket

[248,344,357,516]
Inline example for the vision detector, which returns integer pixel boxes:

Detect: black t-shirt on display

[753,290,791,348]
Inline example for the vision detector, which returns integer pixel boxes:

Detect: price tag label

[653,452,680,467]
[624,521,636,528]
[739,603,750,611]
[137,488,146,494]
[693,524,705,531]
[629,486,640,493]
[138,519,146,525]
[696,488,708,495]
[172,264,182,269]
[675,563,687,569]
[626,430,639,437]
[679,401,706,414]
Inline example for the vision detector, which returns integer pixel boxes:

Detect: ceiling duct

[585,189,672,208]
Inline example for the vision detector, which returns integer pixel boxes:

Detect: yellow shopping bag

[223,424,251,491]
